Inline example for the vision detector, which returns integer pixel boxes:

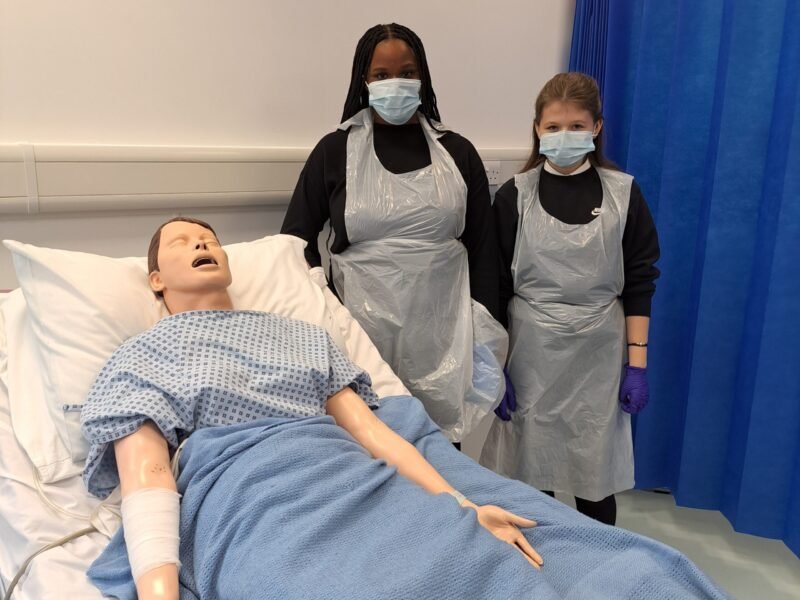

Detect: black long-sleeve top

[494,165,660,327]
[281,120,501,321]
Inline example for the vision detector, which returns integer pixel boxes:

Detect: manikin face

[149,221,232,297]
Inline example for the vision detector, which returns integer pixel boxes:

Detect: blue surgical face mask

[367,78,421,125]
[538,130,596,167]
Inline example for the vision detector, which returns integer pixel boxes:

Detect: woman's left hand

[470,504,543,568]
[619,364,649,414]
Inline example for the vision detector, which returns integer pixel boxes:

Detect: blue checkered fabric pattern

[81,310,378,498]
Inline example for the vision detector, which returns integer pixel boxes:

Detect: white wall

[0,0,573,147]
[0,0,574,288]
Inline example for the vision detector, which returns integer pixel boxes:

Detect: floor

[614,490,800,600]
[462,422,800,600]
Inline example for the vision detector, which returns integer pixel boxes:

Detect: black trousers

[542,490,617,526]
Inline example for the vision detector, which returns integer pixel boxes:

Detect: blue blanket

[88,396,730,599]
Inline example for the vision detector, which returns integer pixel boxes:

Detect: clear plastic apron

[331,109,505,441]
[480,165,634,501]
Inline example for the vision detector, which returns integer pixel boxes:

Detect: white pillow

[0,292,7,379]
[0,291,9,404]
[1,289,80,482]
[3,235,406,482]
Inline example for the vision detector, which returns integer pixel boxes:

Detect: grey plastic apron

[480,165,634,501]
[331,109,504,441]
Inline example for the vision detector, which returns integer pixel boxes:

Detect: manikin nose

[195,240,208,250]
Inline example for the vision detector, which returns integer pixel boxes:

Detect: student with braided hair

[282,23,504,446]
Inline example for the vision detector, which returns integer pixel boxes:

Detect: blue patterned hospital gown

[81,310,378,498]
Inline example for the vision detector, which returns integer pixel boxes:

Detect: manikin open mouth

[192,256,218,268]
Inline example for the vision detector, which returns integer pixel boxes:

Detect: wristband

[448,490,468,507]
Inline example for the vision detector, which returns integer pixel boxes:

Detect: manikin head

[147,217,233,313]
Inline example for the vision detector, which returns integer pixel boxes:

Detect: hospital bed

[0,235,731,599]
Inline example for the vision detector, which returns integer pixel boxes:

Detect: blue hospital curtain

[570,0,800,556]
[568,0,610,93]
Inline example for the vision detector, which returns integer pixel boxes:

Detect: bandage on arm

[114,421,180,600]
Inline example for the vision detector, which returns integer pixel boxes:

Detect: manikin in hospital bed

[0,225,730,599]
[83,217,541,599]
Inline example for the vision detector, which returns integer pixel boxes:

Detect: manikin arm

[111,389,542,597]
[326,388,542,568]
[114,421,180,600]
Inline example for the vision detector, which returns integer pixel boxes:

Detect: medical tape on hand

[448,490,469,507]
[121,487,181,582]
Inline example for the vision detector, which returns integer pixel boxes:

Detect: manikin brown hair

[147,217,219,298]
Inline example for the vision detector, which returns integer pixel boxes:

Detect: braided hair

[340,23,441,124]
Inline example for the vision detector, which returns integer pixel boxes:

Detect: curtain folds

[570,0,800,556]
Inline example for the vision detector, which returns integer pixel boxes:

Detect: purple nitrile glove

[619,364,649,414]
[494,368,517,421]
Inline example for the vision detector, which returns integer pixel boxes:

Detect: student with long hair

[281,23,503,444]
[481,72,660,525]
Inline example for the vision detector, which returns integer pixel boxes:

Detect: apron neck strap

[339,108,449,142]
[419,114,449,141]
[338,108,371,132]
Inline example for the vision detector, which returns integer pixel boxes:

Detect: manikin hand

[326,389,543,569]
[467,502,542,568]
[136,566,179,600]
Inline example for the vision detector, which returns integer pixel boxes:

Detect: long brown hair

[521,72,617,172]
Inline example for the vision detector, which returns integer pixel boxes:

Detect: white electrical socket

[484,161,502,186]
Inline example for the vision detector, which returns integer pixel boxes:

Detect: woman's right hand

[468,503,543,569]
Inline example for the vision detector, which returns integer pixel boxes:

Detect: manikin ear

[149,270,165,294]
[593,118,603,138]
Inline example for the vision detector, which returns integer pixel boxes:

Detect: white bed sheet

[0,296,104,599]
